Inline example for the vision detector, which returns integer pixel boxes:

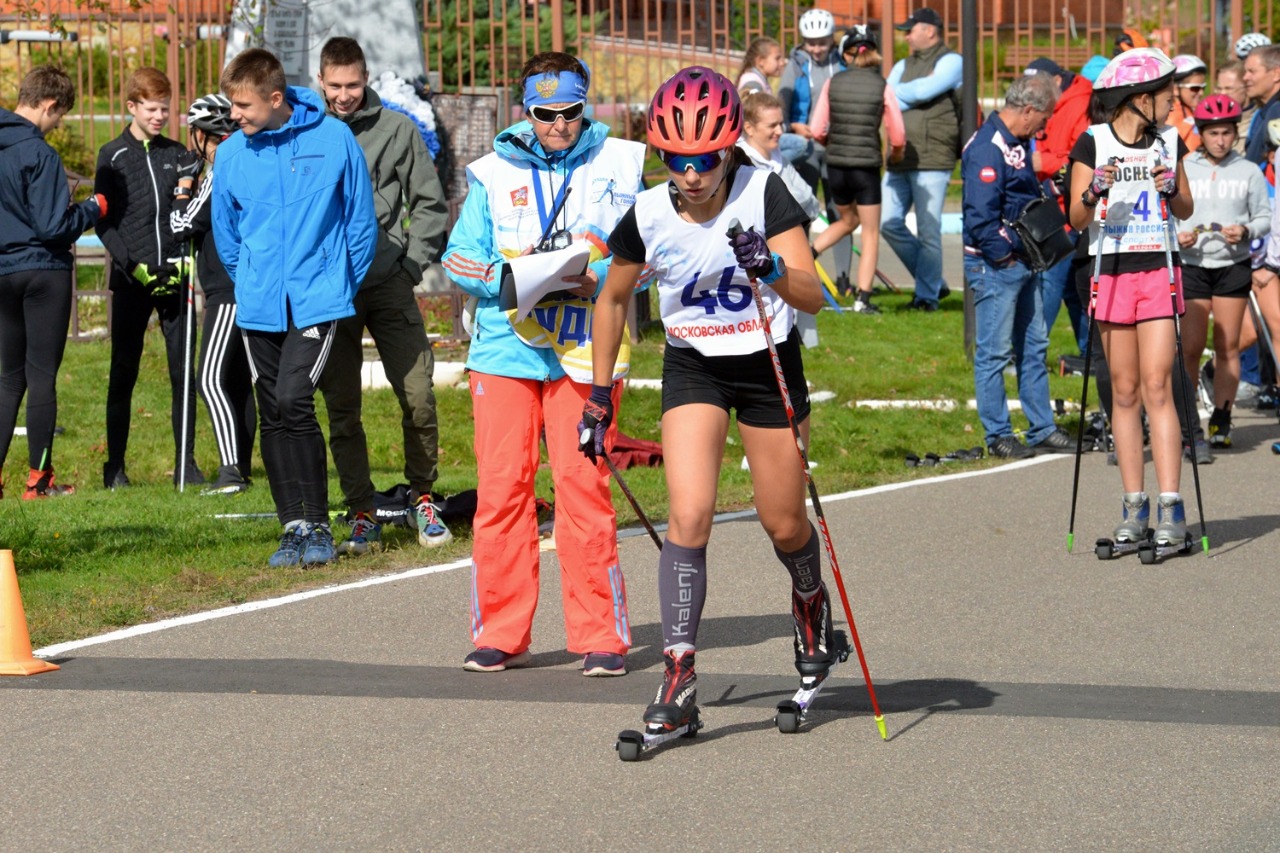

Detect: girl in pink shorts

[1068,48,1195,549]
[1092,266,1185,325]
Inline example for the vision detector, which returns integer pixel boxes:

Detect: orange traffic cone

[0,549,59,676]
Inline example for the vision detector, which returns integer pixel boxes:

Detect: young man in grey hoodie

[315,36,451,556]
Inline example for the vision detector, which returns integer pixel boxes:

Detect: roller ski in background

[1137,495,1194,564]
[775,585,851,733]
[1095,492,1151,560]
[616,650,701,762]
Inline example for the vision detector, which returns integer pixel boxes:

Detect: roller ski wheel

[615,708,703,762]
[1094,530,1152,561]
[775,630,851,734]
[1137,533,1194,565]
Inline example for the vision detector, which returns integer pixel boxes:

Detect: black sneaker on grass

[1029,426,1077,454]
[201,464,250,496]
[988,435,1033,459]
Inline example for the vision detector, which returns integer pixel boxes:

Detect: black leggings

[1072,258,1202,442]
[0,269,72,472]
[105,278,198,471]
[243,320,335,525]
[198,296,255,475]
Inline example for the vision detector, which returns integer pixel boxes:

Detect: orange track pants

[468,372,630,656]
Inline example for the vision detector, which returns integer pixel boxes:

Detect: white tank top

[1086,124,1180,256]
[633,166,795,356]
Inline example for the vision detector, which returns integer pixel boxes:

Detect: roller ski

[1136,496,1194,564]
[616,649,701,762]
[1095,493,1151,560]
[775,585,850,733]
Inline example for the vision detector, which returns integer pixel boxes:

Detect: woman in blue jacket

[442,52,644,676]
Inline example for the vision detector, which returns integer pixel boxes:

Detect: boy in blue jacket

[212,48,377,567]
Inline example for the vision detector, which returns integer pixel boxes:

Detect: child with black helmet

[1174,94,1271,450]
[1067,48,1196,554]
[169,94,256,495]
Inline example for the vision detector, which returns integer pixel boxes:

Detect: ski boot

[775,584,851,733]
[1138,495,1194,564]
[1095,493,1150,560]
[1207,404,1232,449]
[616,649,700,761]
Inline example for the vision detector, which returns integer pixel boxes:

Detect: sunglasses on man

[529,102,585,124]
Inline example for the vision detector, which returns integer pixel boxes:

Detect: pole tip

[1067,532,1075,553]
[1201,536,1210,554]
[875,715,887,740]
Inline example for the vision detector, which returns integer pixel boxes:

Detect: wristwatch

[1080,189,1099,208]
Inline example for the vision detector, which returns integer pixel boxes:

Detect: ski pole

[1067,198,1106,553]
[1159,196,1209,553]
[1247,290,1280,424]
[178,240,195,492]
[603,454,663,550]
[727,219,887,741]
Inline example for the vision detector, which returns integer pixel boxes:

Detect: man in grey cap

[883,7,963,311]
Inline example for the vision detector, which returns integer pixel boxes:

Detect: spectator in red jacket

[1026,57,1093,355]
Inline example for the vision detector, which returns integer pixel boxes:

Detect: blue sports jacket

[212,86,377,332]
[961,112,1040,264]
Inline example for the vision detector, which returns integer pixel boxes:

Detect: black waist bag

[1006,193,1075,273]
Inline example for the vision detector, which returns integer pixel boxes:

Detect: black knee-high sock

[659,540,706,654]
[774,523,822,597]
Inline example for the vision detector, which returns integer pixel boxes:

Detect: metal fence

[4,0,1276,148]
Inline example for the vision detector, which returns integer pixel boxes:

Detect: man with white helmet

[777,8,850,285]
[777,8,842,164]
[883,6,963,311]
[1235,32,1271,61]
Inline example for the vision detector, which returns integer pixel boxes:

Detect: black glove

[176,149,203,180]
[577,385,614,464]
[727,226,784,284]
[136,263,179,297]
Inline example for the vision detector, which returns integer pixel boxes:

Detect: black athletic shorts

[1180,262,1252,300]
[827,165,882,207]
[661,331,809,428]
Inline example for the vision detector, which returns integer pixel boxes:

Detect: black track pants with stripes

[198,296,255,476]
[243,320,335,525]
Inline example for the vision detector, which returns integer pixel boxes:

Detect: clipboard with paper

[499,240,593,323]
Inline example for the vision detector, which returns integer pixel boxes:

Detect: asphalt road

[3,233,1277,849]
[3,399,1277,850]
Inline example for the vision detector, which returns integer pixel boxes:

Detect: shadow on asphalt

[7,657,1274,733]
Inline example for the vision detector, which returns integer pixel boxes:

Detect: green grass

[2,287,1087,648]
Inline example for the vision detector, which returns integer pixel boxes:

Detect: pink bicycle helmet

[1193,94,1242,130]
[1093,47,1176,113]
[646,66,742,155]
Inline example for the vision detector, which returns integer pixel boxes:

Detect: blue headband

[523,70,589,109]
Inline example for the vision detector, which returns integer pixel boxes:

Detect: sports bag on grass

[1005,187,1075,273]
